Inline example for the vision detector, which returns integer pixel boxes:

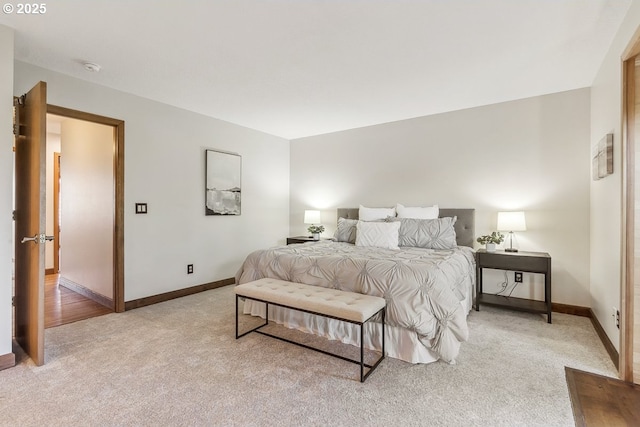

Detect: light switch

[135,203,148,214]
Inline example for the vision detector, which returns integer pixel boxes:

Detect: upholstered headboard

[336,208,476,248]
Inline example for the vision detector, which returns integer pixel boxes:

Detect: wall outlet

[187,264,194,274]
[514,272,523,283]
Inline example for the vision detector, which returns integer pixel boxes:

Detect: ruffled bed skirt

[244,302,442,364]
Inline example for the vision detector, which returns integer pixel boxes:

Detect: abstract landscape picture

[206,149,241,215]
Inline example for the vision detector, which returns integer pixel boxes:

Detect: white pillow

[396,203,439,219]
[359,205,396,221]
[355,221,400,250]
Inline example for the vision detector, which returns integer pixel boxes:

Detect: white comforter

[235,241,476,363]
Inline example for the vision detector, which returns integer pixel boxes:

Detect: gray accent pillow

[333,217,358,243]
[386,216,458,249]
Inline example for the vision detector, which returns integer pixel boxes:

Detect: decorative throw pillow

[333,217,358,243]
[396,203,439,219]
[359,205,396,221]
[355,221,400,250]
[387,216,457,249]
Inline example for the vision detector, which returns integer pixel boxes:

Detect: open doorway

[44,113,114,327]
[13,82,124,366]
[43,106,125,327]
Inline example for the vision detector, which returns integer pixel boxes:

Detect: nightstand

[475,249,552,323]
[286,236,323,245]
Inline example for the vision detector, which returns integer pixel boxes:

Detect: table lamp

[497,211,526,252]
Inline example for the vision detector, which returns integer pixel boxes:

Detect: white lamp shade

[304,210,321,224]
[497,211,527,232]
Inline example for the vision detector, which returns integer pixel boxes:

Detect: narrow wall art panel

[205,149,241,215]
[592,133,613,180]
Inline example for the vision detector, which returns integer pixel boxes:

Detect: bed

[235,208,476,364]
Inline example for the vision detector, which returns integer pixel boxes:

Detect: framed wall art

[592,133,613,180]
[205,149,241,215]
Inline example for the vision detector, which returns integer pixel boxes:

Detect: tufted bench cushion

[235,278,385,323]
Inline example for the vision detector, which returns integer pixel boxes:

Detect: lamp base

[504,248,518,253]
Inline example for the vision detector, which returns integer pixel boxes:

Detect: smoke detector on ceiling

[83,62,102,73]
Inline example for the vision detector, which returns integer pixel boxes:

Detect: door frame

[53,151,60,274]
[621,28,640,382]
[47,104,125,312]
[621,57,634,382]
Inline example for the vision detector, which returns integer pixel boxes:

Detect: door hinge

[13,124,25,137]
[12,296,15,307]
[12,210,15,221]
[12,95,25,137]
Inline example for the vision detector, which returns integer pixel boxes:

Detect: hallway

[45,274,111,328]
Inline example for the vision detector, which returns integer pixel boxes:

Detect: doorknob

[20,234,54,244]
[21,235,38,244]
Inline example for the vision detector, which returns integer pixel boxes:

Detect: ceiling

[0,0,632,139]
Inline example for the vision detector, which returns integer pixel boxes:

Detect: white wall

[14,61,290,302]
[590,1,640,351]
[291,89,591,306]
[60,119,114,299]
[0,26,14,359]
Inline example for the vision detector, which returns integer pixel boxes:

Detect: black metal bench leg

[235,294,239,339]
[236,298,270,339]
[236,295,385,382]
[382,307,386,357]
[360,323,365,382]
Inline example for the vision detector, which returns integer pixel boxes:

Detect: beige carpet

[0,285,616,426]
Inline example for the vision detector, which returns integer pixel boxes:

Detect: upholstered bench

[235,278,386,382]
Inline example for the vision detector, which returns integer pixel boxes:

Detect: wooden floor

[45,274,112,328]
[566,367,640,426]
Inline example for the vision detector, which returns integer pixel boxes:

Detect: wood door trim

[53,152,60,274]
[620,33,640,383]
[621,58,635,382]
[47,104,125,313]
[623,24,640,60]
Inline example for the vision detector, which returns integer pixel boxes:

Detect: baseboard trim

[0,352,16,371]
[552,303,591,317]
[45,268,55,275]
[59,276,114,310]
[587,308,619,370]
[552,303,618,370]
[124,277,235,311]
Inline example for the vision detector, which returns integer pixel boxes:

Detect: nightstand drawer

[477,251,550,273]
[286,236,327,245]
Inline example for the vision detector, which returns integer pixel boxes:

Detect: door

[14,81,47,366]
